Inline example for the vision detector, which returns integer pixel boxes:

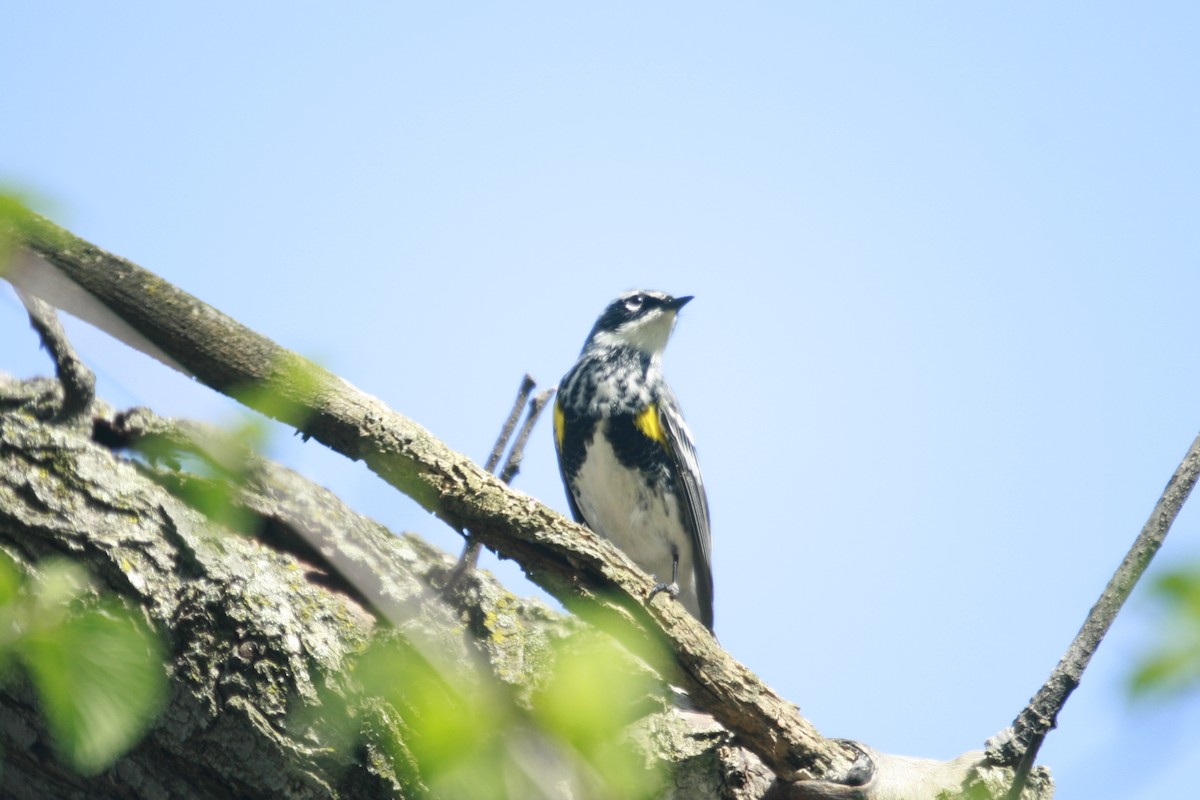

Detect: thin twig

[449,376,540,581]
[498,388,555,485]
[15,287,95,423]
[487,375,535,473]
[997,431,1200,799]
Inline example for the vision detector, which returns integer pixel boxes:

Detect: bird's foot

[647,580,680,604]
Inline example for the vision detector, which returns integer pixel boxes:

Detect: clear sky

[3,4,1200,797]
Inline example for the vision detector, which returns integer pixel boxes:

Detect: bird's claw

[648,580,680,604]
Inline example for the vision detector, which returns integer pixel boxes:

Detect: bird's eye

[624,294,645,313]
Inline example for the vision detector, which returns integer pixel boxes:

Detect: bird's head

[582,290,693,357]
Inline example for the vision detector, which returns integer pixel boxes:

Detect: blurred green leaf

[1129,561,1200,700]
[1130,646,1200,698]
[1149,566,1200,620]
[30,559,90,617]
[533,633,653,746]
[19,597,166,774]
[170,473,259,534]
[0,550,21,608]
[129,424,263,533]
[532,632,663,799]
[0,551,23,676]
[0,191,56,275]
[356,637,506,790]
[330,629,665,800]
[231,355,326,434]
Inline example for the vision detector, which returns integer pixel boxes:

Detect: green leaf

[0,550,21,608]
[0,551,23,675]
[357,637,503,775]
[20,602,166,774]
[531,632,663,799]
[1129,561,1200,700]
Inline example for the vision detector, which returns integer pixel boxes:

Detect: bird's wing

[657,387,714,629]
[553,396,589,524]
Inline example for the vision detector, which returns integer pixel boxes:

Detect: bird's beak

[665,295,694,312]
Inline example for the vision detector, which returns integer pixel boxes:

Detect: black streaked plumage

[553,290,713,630]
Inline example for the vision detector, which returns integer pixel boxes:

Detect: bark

[0,207,1059,798]
[6,211,862,784]
[0,375,777,799]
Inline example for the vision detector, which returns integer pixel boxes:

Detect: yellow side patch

[553,400,566,450]
[635,403,667,445]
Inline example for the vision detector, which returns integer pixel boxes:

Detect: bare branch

[992,431,1200,798]
[15,287,95,422]
[488,374,535,473]
[450,374,538,581]
[498,387,555,486]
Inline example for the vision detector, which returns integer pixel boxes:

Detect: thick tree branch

[6,210,861,784]
[2,375,773,799]
[0,378,395,798]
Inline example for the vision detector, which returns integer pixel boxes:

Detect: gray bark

[7,214,864,785]
[0,375,776,799]
[1,207,1057,799]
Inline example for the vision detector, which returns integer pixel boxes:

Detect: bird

[553,290,713,630]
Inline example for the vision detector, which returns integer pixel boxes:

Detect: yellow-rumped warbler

[553,290,713,630]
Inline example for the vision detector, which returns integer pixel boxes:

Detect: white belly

[570,422,700,618]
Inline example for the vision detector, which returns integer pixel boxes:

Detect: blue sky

[4,4,1200,797]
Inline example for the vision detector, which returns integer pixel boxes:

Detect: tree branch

[450,374,538,580]
[3,374,780,799]
[14,287,95,423]
[990,431,1200,797]
[487,374,536,474]
[7,210,861,784]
